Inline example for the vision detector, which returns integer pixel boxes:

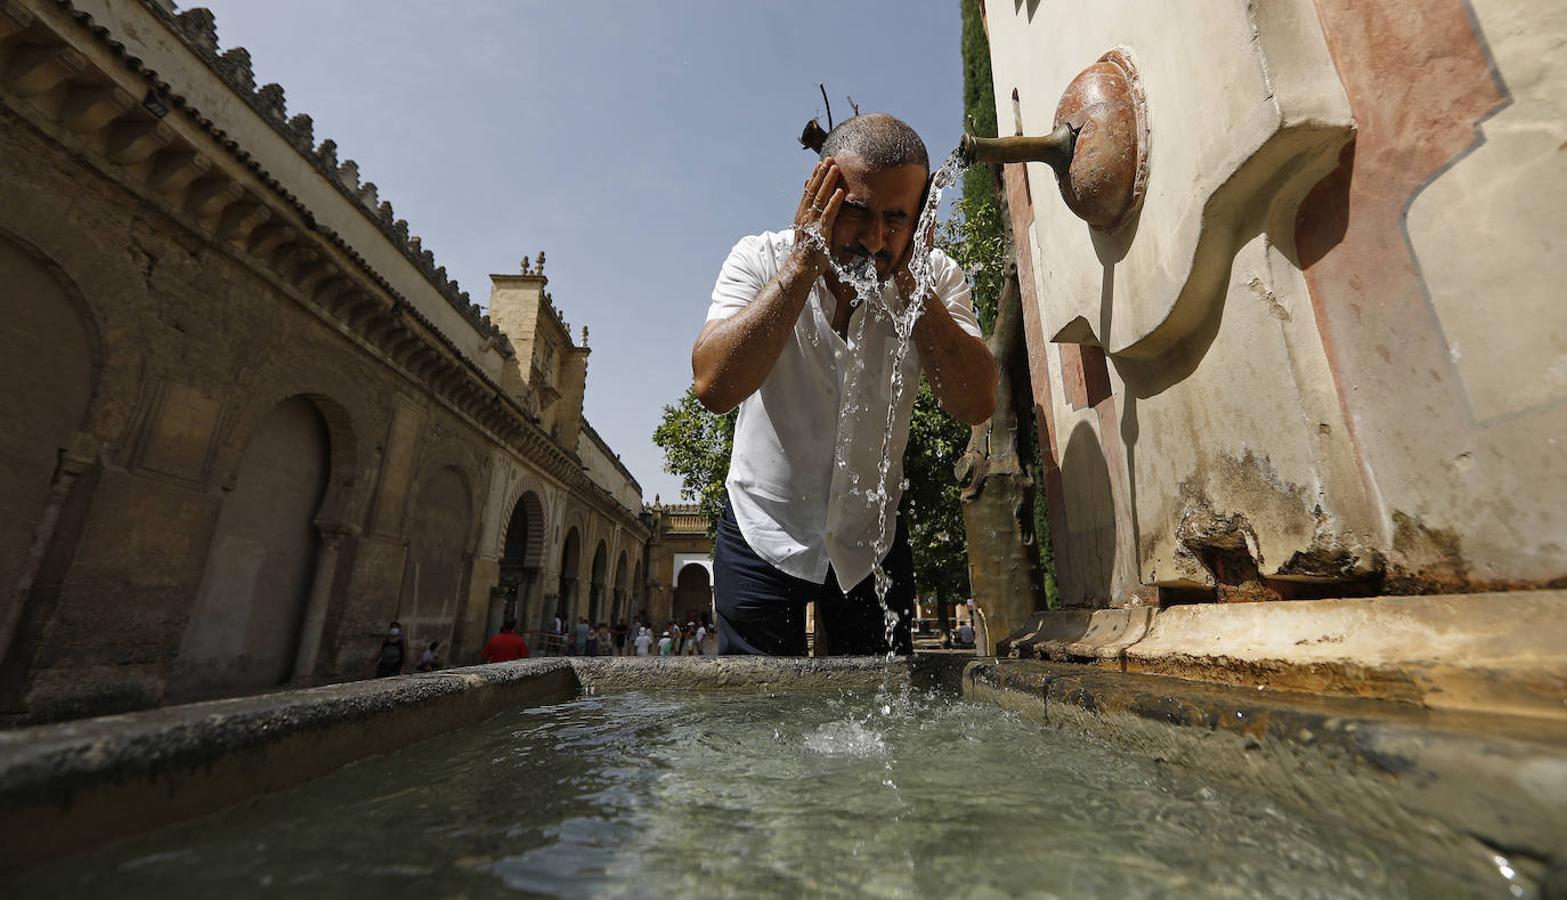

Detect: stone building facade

[0,0,657,724]
[645,503,717,626]
[981,0,1566,614]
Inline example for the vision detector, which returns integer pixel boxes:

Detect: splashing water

[797,149,968,663]
[803,718,888,758]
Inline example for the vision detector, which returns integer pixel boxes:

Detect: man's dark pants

[713,497,914,656]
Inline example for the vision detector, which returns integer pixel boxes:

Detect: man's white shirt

[707,230,982,590]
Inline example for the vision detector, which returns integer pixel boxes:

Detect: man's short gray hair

[819,113,930,174]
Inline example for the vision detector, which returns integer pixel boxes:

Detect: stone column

[519,569,538,627]
[292,527,349,683]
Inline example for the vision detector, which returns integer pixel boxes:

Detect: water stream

[797,149,969,661]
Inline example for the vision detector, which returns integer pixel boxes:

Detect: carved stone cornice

[0,0,627,506]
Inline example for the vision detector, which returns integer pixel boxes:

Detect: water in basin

[8,688,1481,898]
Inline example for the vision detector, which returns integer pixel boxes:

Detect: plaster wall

[1298,0,1567,585]
[578,426,644,513]
[984,0,1566,604]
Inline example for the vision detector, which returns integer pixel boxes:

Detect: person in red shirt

[482,620,530,663]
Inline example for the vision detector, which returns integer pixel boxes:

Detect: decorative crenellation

[284,113,311,150]
[316,137,338,168]
[0,2,644,492]
[215,46,252,92]
[174,6,215,53]
[143,1,503,342]
[255,81,285,121]
[546,290,574,341]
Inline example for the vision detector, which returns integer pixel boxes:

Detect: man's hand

[890,216,938,315]
[792,157,846,275]
[890,220,999,425]
[692,158,845,413]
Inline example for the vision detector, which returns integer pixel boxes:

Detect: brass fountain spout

[958,122,1077,178]
[957,49,1150,232]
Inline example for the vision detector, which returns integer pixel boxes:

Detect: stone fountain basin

[1,655,1563,889]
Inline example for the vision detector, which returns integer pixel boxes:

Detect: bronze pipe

[957,48,1148,231]
[958,122,1076,177]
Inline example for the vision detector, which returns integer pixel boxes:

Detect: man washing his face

[691,114,997,656]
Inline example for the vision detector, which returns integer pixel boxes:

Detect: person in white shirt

[689,623,708,656]
[691,114,996,657]
[634,628,652,657]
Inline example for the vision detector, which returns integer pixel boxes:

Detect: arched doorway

[556,527,580,628]
[402,465,472,653]
[0,234,96,681]
[612,552,628,623]
[674,563,713,625]
[588,542,607,625]
[493,491,543,636]
[176,397,329,696]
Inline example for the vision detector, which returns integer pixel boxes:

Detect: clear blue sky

[199,1,966,502]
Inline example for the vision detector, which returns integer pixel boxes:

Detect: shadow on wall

[1060,421,1117,607]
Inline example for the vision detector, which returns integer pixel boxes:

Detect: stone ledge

[570,655,909,693]
[1005,590,1567,719]
[0,656,907,866]
[0,659,580,865]
[1002,606,1155,659]
[960,658,1567,892]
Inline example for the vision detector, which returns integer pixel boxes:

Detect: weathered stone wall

[1296,0,1567,590]
[0,0,649,724]
[171,397,328,699]
[579,422,645,514]
[982,0,1566,608]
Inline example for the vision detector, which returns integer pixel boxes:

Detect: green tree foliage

[651,388,735,531]
[960,0,999,178]
[937,194,1008,336]
[902,380,974,604]
[952,0,1005,331]
[952,0,1060,606]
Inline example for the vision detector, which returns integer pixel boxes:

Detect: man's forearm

[692,249,822,413]
[913,300,998,425]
